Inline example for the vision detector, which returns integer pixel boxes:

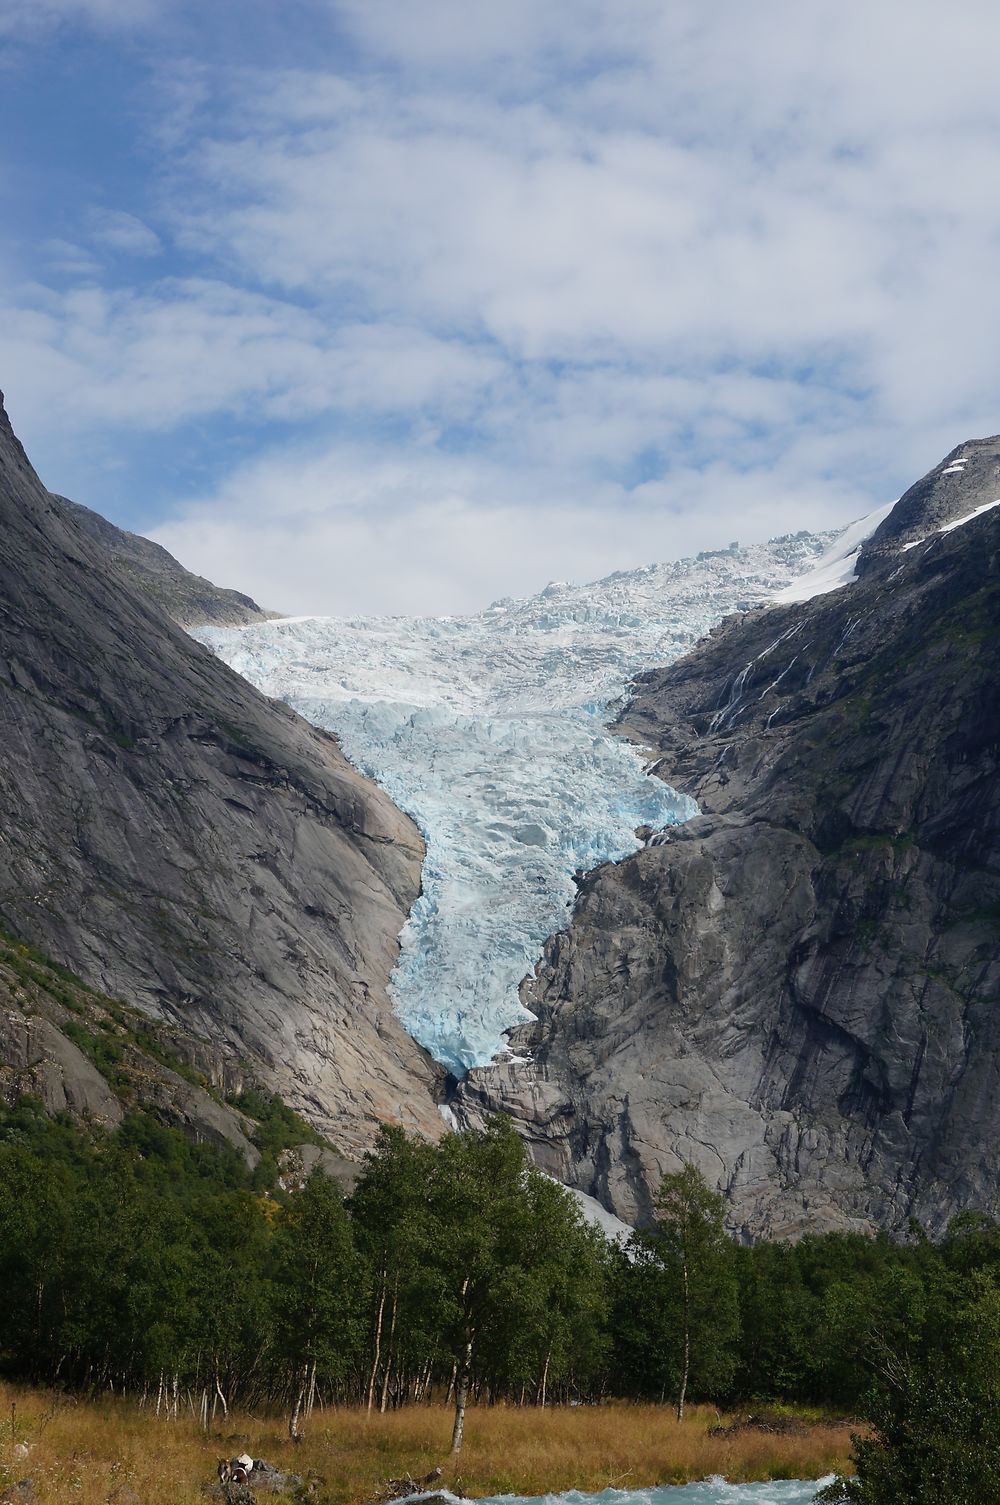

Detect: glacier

[197,530,834,1075]
[771,500,896,603]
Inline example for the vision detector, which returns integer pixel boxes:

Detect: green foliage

[610,1166,740,1415]
[0,927,221,1095]
[1,1086,999,1442]
[0,1102,614,1417]
[59,1018,126,1082]
[850,1278,1000,1504]
[273,1170,363,1386]
[733,1241,817,1398]
[232,1088,326,1155]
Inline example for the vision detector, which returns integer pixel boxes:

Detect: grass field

[0,1383,856,1505]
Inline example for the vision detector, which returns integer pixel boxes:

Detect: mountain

[0,392,444,1153]
[56,494,272,628]
[455,442,1000,1239]
[197,530,835,1075]
[1,927,268,1164]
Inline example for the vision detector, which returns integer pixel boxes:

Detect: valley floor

[0,1383,855,1505]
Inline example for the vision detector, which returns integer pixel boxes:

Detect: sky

[2,0,1000,615]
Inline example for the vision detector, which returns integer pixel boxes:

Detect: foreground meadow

[0,1383,855,1505]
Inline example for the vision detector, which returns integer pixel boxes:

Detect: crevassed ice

[197,531,833,1075]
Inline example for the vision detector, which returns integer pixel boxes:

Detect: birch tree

[651,1164,739,1420]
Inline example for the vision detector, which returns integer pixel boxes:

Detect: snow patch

[902,498,1000,550]
[771,500,897,604]
[566,1185,634,1243]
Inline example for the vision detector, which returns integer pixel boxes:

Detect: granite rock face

[57,496,272,628]
[0,930,257,1160]
[858,436,1000,570]
[457,445,1000,1238]
[0,393,444,1153]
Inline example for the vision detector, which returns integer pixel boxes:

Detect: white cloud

[6,0,1000,610]
[167,20,1000,436]
[331,0,646,74]
[150,431,870,617]
[0,0,161,34]
[88,209,163,257]
[39,239,103,279]
[0,279,501,431]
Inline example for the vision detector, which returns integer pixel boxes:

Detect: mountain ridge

[56,494,274,628]
[0,391,445,1154]
[196,528,836,1074]
[454,440,1000,1238]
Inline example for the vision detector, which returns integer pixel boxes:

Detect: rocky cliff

[0,393,444,1153]
[0,925,363,1190]
[57,495,272,627]
[456,442,1000,1239]
[0,927,260,1160]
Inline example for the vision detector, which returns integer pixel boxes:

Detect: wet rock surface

[0,393,444,1153]
[0,871,308,1163]
[457,444,1000,1238]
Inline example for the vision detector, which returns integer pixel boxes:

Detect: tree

[272,1169,361,1438]
[649,1164,739,1419]
[846,1275,1000,1504]
[349,1125,441,1415]
[422,1118,533,1453]
[733,1241,819,1401]
[484,1167,610,1405]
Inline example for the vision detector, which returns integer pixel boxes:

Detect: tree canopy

[2,1095,999,1471]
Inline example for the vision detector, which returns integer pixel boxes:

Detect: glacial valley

[197,531,834,1074]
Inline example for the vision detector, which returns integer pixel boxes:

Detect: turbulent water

[423,1483,832,1505]
[198,530,833,1074]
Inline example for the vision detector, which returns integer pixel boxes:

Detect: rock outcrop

[456,443,1000,1239]
[0,392,444,1153]
[0,929,259,1161]
[57,495,272,628]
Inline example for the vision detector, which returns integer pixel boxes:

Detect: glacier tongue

[196,531,834,1075]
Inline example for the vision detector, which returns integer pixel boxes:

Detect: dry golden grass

[0,1383,856,1505]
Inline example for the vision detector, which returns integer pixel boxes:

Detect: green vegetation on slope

[2,1095,1000,1446]
[1,938,997,1496]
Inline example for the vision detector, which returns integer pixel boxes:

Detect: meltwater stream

[412,1483,831,1505]
[197,531,832,1075]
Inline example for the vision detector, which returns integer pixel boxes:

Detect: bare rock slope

[0,393,444,1153]
[457,441,1000,1238]
[57,495,272,628]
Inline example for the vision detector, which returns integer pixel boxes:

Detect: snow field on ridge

[197,531,833,1075]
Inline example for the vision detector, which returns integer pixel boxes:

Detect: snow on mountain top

[771,500,897,604]
[902,497,1000,550]
[197,529,835,1075]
